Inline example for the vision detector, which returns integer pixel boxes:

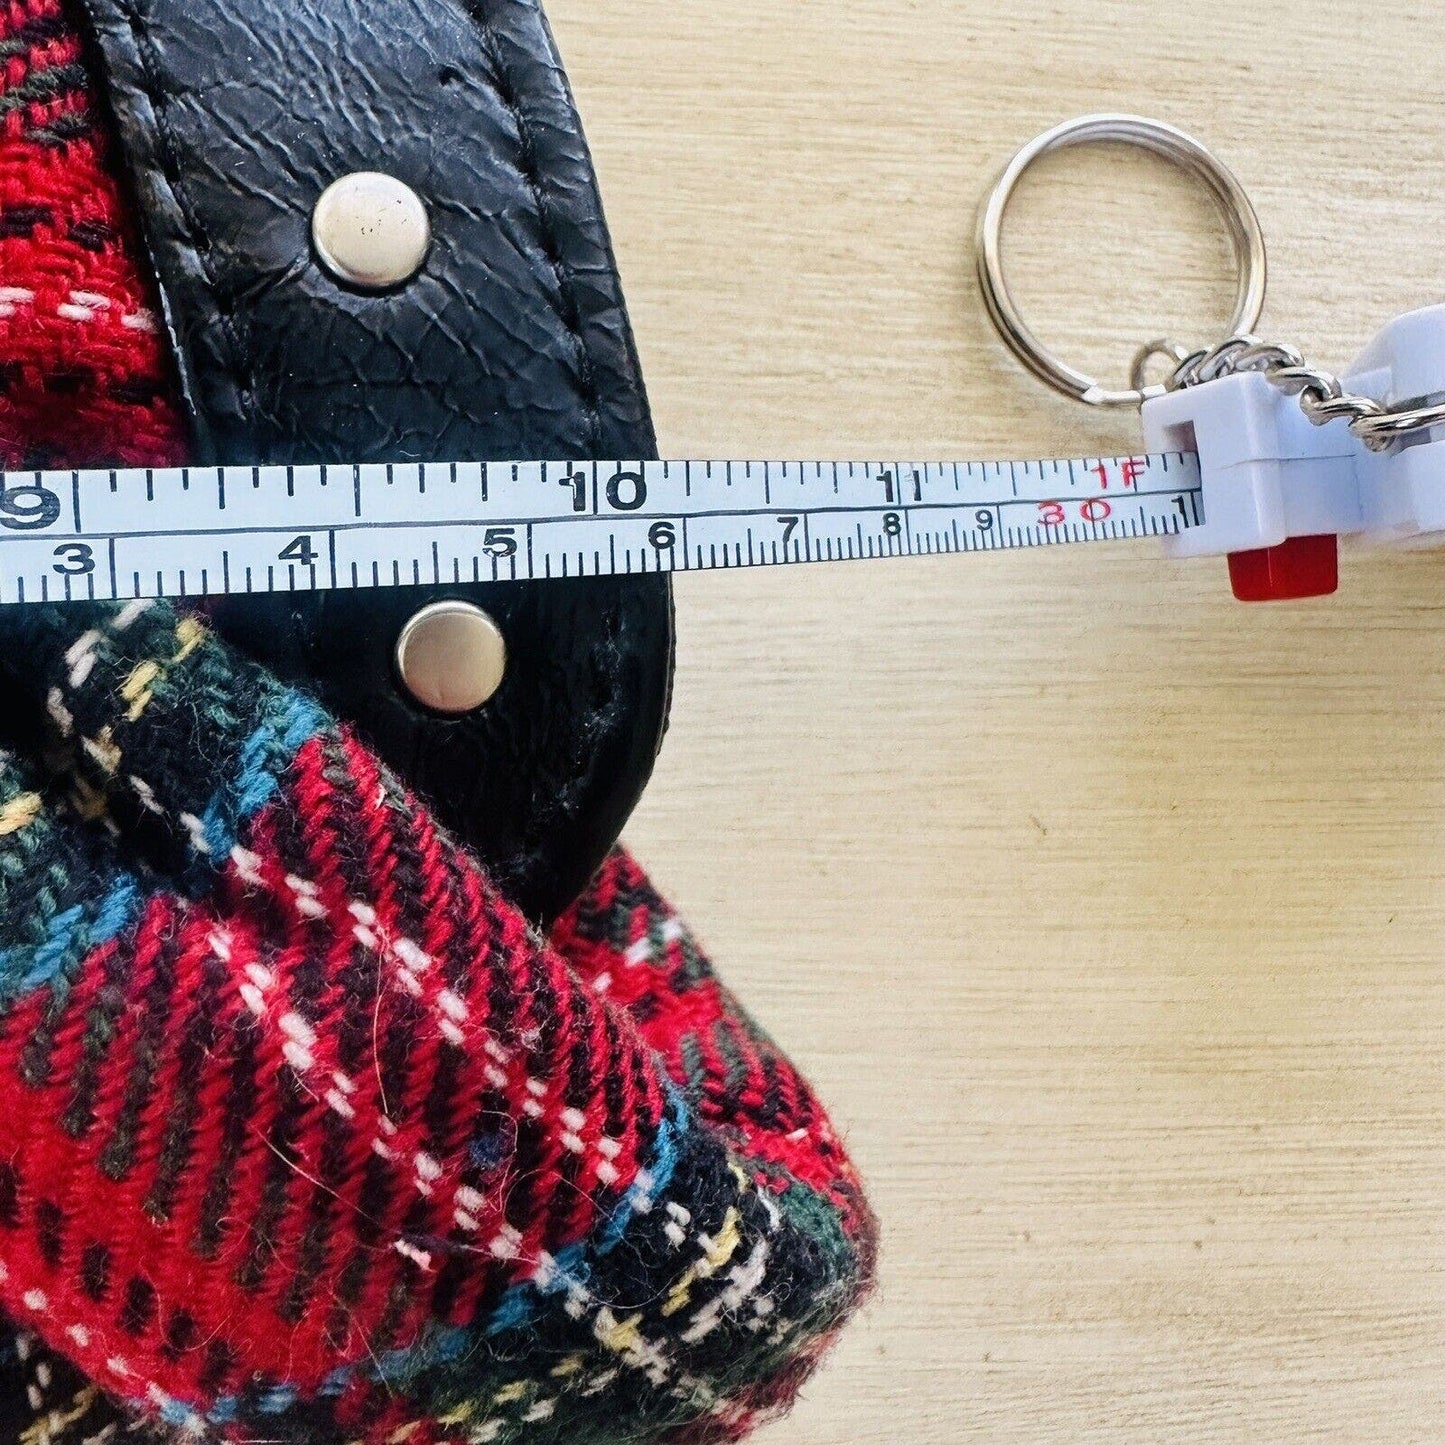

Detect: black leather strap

[73,0,673,921]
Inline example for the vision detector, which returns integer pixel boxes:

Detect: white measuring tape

[0,453,1201,604]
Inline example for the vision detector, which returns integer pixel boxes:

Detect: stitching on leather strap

[112,0,256,436]
[461,0,605,456]
[106,0,608,461]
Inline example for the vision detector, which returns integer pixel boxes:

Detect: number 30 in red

[1038,498,1112,525]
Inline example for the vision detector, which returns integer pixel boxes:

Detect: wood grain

[543,4,1445,1439]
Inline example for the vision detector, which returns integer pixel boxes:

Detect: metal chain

[1165,336,1445,453]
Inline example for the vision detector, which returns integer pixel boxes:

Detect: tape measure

[0,452,1202,604]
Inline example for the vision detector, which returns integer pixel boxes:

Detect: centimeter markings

[0,453,1203,604]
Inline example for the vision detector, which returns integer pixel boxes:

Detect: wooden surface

[545,5,1445,1440]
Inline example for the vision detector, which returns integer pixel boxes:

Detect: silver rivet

[395,601,507,715]
[312,172,431,290]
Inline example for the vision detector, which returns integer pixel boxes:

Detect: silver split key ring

[974,113,1268,409]
[978,113,1445,451]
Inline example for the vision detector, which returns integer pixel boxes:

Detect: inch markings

[0,453,1203,604]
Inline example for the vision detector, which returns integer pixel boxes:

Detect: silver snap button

[395,601,507,715]
[312,172,431,290]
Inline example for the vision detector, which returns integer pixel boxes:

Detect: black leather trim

[73,0,674,921]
